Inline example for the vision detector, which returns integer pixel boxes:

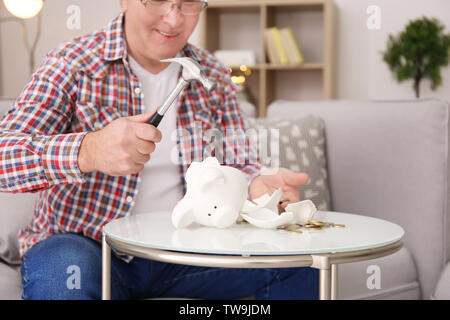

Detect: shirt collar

[103,12,127,61]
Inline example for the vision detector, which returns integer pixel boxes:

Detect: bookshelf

[198,0,336,117]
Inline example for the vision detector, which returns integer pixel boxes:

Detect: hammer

[147,57,217,127]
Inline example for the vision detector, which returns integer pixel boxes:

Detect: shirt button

[134,87,142,95]
[126,196,134,203]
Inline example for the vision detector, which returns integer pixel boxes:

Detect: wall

[1,0,450,101]
[335,0,450,100]
[0,0,201,97]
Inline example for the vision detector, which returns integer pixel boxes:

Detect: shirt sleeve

[0,53,87,193]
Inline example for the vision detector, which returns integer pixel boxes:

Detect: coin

[306,226,322,231]
[332,223,345,228]
[286,224,301,231]
[309,220,326,227]
[289,230,303,234]
[237,220,249,225]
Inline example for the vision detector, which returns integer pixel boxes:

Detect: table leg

[319,268,331,300]
[311,254,331,300]
[331,264,338,300]
[102,234,111,300]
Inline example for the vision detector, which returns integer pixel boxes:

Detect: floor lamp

[0,0,44,95]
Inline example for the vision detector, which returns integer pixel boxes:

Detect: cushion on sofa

[0,263,22,300]
[245,115,332,210]
[0,187,37,266]
[338,247,420,299]
[267,99,449,299]
[432,262,450,299]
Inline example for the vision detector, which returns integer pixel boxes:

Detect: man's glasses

[140,0,208,16]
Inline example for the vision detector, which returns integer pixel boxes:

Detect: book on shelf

[269,27,289,65]
[265,27,305,65]
[264,28,280,65]
[280,27,305,65]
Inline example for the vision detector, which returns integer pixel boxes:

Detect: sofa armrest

[432,261,450,299]
[267,98,450,299]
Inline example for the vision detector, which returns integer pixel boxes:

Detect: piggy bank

[172,157,248,228]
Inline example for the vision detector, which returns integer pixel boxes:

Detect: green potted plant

[382,17,450,98]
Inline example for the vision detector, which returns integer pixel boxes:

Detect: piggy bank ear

[172,200,195,228]
[199,167,225,191]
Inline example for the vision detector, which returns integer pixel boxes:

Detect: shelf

[265,63,324,70]
[227,63,323,71]
[200,0,335,116]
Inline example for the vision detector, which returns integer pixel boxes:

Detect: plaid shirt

[0,13,261,261]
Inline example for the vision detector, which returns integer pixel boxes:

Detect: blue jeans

[20,233,319,300]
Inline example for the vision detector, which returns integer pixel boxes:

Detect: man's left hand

[249,168,309,211]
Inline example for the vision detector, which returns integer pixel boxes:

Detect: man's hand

[249,168,309,211]
[78,109,162,176]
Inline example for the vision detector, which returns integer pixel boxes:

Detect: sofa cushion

[338,247,420,299]
[0,192,37,265]
[245,115,331,210]
[432,262,450,299]
[267,98,449,299]
[0,263,22,300]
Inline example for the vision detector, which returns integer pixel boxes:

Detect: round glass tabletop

[103,211,404,256]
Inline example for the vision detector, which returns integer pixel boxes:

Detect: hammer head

[161,57,217,93]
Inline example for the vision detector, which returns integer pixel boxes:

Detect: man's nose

[162,3,185,27]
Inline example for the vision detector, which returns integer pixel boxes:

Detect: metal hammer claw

[147,57,217,127]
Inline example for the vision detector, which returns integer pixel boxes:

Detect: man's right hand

[78,109,162,176]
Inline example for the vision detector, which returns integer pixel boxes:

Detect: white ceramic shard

[285,199,317,224]
[241,208,294,229]
[241,188,282,214]
[172,157,248,228]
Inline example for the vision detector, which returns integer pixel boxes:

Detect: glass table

[102,211,404,300]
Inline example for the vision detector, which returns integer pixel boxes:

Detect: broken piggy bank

[171,157,318,229]
[172,157,248,228]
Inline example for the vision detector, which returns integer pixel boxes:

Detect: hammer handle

[148,112,164,128]
[146,78,188,127]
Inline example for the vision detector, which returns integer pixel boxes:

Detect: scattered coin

[331,223,345,228]
[309,220,327,227]
[306,226,322,231]
[237,220,249,225]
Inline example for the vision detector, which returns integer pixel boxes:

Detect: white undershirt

[128,55,183,215]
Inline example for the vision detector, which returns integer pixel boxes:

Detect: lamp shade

[3,0,44,19]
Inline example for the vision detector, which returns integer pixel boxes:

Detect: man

[0,0,318,299]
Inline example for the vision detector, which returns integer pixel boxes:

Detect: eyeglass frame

[139,0,208,16]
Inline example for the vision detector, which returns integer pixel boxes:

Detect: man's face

[122,0,200,66]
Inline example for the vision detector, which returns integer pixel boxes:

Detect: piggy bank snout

[211,205,239,228]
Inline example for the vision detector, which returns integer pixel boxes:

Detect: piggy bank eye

[214,206,217,209]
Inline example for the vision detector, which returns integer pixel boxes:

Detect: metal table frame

[102,233,402,300]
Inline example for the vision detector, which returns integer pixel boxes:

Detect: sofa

[1,97,449,300]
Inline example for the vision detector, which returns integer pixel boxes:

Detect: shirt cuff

[40,132,88,185]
